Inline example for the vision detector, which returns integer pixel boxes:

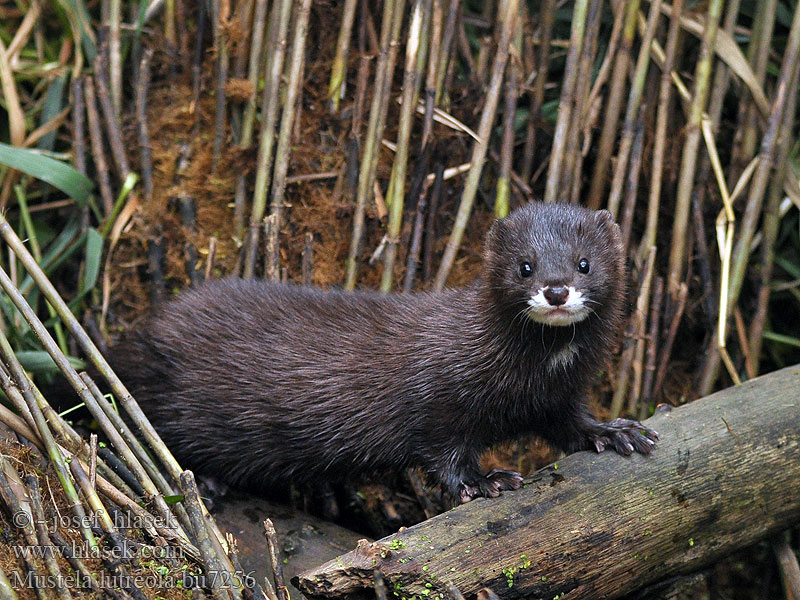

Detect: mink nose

[543,286,569,306]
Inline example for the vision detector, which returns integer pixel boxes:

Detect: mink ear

[486,217,510,245]
[595,209,623,248]
[596,208,621,232]
[595,209,614,223]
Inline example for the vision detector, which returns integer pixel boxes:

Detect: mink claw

[485,468,524,490]
[458,469,523,503]
[458,483,481,503]
[590,418,659,457]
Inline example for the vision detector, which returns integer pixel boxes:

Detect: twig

[179,197,202,286]
[0,457,46,600]
[264,214,279,282]
[226,532,268,600]
[423,162,444,283]
[235,0,269,240]
[654,282,688,399]
[286,171,340,184]
[109,0,122,116]
[724,4,800,381]
[373,570,388,600]
[0,269,184,541]
[89,433,97,490]
[136,47,154,201]
[447,583,466,600]
[691,192,717,332]
[495,45,519,218]
[263,519,289,600]
[403,150,430,292]
[728,0,776,187]
[147,233,166,304]
[0,213,186,495]
[0,323,96,548]
[191,0,207,115]
[421,0,441,147]
[26,474,73,600]
[181,471,237,600]
[94,51,131,179]
[50,530,129,600]
[772,534,800,600]
[611,246,656,419]
[619,114,645,251]
[71,78,87,176]
[406,469,437,519]
[302,232,313,286]
[639,276,663,420]
[455,11,477,83]
[83,76,114,214]
[747,53,800,375]
[434,0,459,105]
[212,0,230,168]
[206,236,218,280]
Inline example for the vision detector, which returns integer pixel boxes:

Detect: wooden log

[295,365,800,599]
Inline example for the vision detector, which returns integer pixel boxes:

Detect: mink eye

[577,258,590,274]
[519,262,533,278]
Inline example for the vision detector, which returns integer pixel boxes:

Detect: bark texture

[296,365,800,599]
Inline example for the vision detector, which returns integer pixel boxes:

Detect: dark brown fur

[111,203,657,502]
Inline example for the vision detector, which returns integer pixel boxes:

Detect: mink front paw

[459,469,524,503]
[590,418,659,456]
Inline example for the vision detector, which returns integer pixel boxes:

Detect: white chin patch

[526,287,591,326]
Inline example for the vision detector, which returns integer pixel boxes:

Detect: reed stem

[434,0,519,290]
[381,0,427,292]
[666,0,723,297]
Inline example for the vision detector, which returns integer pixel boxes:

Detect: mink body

[111,203,658,502]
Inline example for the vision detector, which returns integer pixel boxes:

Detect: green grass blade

[38,75,68,152]
[763,331,800,348]
[0,143,93,204]
[69,227,103,308]
[16,350,86,374]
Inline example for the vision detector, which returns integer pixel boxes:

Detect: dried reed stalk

[381,0,427,291]
[587,0,640,209]
[245,0,293,279]
[434,0,519,290]
[345,0,408,290]
[665,0,723,297]
[329,0,358,111]
[543,0,588,204]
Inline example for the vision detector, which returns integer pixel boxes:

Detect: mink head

[482,203,625,327]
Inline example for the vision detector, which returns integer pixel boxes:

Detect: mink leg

[436,456,523,503]
[584,417,659,455]
[454,470,524,503]
[542,404,659,457]
[470,469,523,499]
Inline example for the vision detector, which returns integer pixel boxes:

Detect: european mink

[111,202,658,503]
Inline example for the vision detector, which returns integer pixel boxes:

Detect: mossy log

[295,365,800,599]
